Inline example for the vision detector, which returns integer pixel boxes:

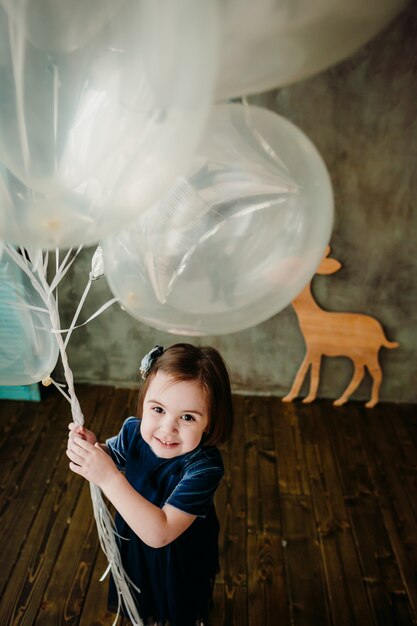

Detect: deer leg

[282,352,311,402]
[334,361,365,406]
[365,355,382,408]
[303,354,322,403]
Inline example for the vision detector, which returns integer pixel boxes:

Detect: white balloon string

[39,255,143,623]
[41,263,143,622]
[46,289,84,425]
[55,249,59,309]
[90,484,144,626]
[1,243,47,304]
[63,279,92,350]
[51,246,74,287]
[49,377,72,403]
[99,562,112,582]
[48,245,83,294]
[42,249,49,275]
[53,297,118,342]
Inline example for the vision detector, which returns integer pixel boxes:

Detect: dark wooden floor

[0,385,416,625]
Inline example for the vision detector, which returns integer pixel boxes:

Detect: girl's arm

[66,437,196,548]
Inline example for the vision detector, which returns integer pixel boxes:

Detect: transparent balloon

[103,103,334,336]
[0,0,218,249]
[217,0,407,99]
[0,250,59,384]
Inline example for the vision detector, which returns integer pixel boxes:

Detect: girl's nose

[162,414,178,433]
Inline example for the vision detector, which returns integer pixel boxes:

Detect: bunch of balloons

[0,0,408,350]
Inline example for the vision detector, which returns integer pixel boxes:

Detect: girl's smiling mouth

[155,437,179,447]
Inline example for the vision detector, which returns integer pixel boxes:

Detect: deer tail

[382,339,399,349]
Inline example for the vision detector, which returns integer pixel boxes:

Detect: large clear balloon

[0,0,218,249]
[217,0,407,99]
[103,103,334,336]
[0,250,59,384]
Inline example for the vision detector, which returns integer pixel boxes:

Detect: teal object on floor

[0,384,41,401]
[0,250,59,386]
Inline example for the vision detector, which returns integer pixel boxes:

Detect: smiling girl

[67,343,234,626]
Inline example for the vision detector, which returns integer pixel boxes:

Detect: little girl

[67,343,234,626]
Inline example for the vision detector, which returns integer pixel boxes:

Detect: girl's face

[141,371,209,458]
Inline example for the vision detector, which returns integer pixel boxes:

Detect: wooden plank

[325,405,409,626]
[217,394,247,586]
[211,582,248,626]
[244,396,281,534]
[298,402,376,626]
[34,481,100,625]
[401,404,417,450]
[390,406,417,523]
[0,393,69,596]
[301,423,351,626]
[244,397,260,533]
[247,532,290,626]
[79,545,117,626]
[0,394,59,493]
[354,404,417,623]
[272,399,310,496]
[280,494,331,626]
[0,398,27,440]
[0,461,85,625]
[254,397,281,534]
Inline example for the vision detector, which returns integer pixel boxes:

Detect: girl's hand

[68,422,97,445]
[66,438,119,489]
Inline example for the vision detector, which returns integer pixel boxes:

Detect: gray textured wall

[59,4,417,403]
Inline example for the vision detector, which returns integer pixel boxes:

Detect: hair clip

[139,345,164,380]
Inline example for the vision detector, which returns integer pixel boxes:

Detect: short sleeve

[166,448,224,518]
[106,416,139,470]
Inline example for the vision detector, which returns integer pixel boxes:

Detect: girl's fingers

[68,422,83,432]
[68,423,88,442]
[69,461,84,475]
[67,437,91,458]
[72,437,95,451]
[68,431,86,442]
[66,445,85,465]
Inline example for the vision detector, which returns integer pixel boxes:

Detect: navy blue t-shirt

[106,417,224,625]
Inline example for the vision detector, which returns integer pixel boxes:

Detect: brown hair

[136,343,233,446]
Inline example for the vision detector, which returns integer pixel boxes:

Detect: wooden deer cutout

[283,246,399,408]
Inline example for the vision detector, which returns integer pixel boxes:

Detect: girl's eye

[152,406,164,414]
[181,414,195,422]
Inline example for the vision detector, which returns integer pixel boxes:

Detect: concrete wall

[59,4,417,403]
